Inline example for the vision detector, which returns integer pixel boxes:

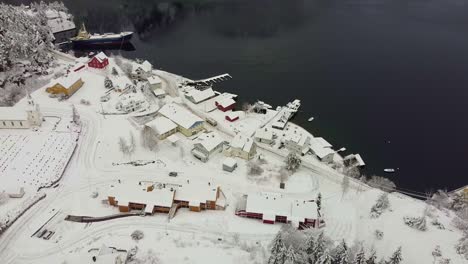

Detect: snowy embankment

[0,192,46,236]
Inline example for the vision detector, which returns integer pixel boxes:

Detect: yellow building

[158,103,205,137]
[46,74,84,97]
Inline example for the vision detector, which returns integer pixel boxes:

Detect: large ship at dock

[71,24,133,47]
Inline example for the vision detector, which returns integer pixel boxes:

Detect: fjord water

[15,0,468,193]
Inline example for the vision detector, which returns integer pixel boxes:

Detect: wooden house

[191,131,225,162]
[215,97,236,112]
[88,52,109,69]
[46,74,84,97]
[158,103,205,137]
[226,134,257,160]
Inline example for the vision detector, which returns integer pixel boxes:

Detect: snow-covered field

[0,53,466,264]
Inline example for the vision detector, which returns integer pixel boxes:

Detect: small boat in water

[71,23,133,47]
[384,168,395,173]
[308,117,314,122]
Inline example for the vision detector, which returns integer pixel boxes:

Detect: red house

[225,112,239,122]
[215,98,236,112]
[88,52,109,69]
[235,192,323,229]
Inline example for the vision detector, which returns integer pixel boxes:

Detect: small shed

[222,157,237,172]
[88,52,109,69]
[225,112,239,122]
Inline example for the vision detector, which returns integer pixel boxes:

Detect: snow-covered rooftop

[230,134,255,152]
[194,131,225,152]
[0,107,27,121]
[145,116,177,136]
[54,73,82,88]
[93,52,108,63]
[216,97,236,108]
[185,88,216,103]
[245,192,317,222]
[223,157,237,168]
[147,75,162,85]
[174,183,218,205]
[255,127,273,141]
[309,137,334,159]
[153,88,166,97]
[46,10,75,34]
[159,103,204,130]
[225,111,240,120]
[141,61,152,72]
[109,182,175,208]
[117,93,145,105]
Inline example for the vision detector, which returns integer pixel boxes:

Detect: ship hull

[71,32,133,47]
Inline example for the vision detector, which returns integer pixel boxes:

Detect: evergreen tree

[112,67,119,76]
[317,249,333,264]
[335,240,350,264]
[355,247,366,264]
[104,77,113,89]
[284,245,298,264]
[312,232,326,261]
[432,245,442,264]
[316,193,322,213]
[366,250,377,264]
[387,247,403,264]
[303,233,316,263]
[268,232,287,264]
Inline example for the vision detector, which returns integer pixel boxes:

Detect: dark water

[10,0,468,193]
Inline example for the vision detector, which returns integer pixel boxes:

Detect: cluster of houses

[107,180,322,229]
[107,181,225,217]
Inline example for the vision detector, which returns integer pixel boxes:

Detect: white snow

[0,107,28,121]
[185,87,216,104]
[147,75,162,85]
[109,181,175,208]
[194,131,225,153]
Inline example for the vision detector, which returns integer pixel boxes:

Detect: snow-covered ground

[0,53,466,264]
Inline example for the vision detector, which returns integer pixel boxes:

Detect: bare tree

[0,191,9,206]
[128,132,136,156]
[247,160,264,176]
[71,104,80,125]
[121,62,133,76]
[141,126,158,151]
[131,230,144,241]
[118,137,129,156]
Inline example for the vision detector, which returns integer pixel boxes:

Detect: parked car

[169,172,178,177]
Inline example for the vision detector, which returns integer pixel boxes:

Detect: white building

[115,93,146,113]
[145,116,178,139]
[158,103,205,137]
[130,60,153,80]
[0,93,43,129]
[254,127,274,145]
[185,87,216,104]
[284,132,311,155]
[45,9,76,43]
[309,137,335,162]
[227,134,257,160]
[191,131,226,162]
[147,75,162,91]
[343,154,365,167]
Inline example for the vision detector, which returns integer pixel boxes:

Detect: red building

[235,192,323,229]
[225,112,239,122]
[88,52,109,69]
[215,98,236,112]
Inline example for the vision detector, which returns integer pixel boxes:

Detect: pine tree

[268,232,287,264]
[432,245,442,264]
[366,250,377,264]
[387,247,403,264]
[335,240,349,264]
[312,232,326,261]
[316,192,322,213]
[303,233,316,263]
[104,77,113,89]
[317,249,333,264]
[284,245,298,264]
[112,67,119,76]
[355,247,366,264]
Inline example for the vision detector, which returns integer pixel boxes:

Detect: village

[0,47,467,263]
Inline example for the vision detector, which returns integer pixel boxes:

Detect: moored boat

[71,23,133,47]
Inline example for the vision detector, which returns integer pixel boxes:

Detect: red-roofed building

[215,97,236,112]
[88,52,109,69]
[225,112,239,122]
